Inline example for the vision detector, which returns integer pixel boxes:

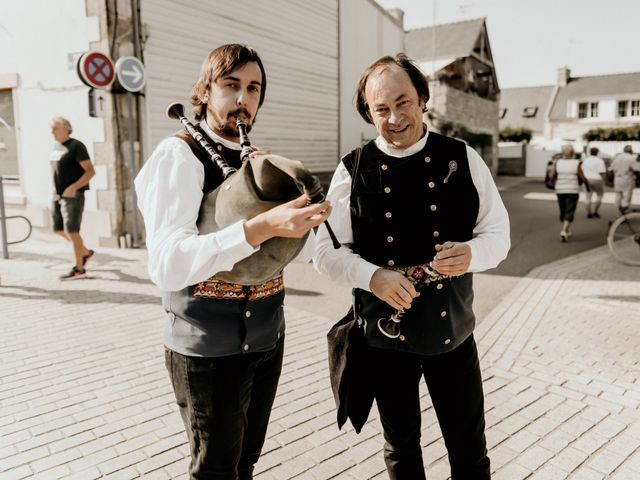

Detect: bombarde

[378,264,448,339]
[167,103,340,284]
[166,103,237,179]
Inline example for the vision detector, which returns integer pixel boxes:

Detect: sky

[376,0,640,89]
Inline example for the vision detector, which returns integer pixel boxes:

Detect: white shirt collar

[374,124,429,158]
[199,120,242,151]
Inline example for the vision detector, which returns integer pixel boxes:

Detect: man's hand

[244,194,331,247]
[370,268,419,311]
[431,242,471,277]
[62,186,77,198]
[248,147,272,158]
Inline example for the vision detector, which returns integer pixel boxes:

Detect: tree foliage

[440,121,494,147]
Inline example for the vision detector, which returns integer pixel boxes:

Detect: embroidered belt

[194,275,284,301]
[388,263,447,285]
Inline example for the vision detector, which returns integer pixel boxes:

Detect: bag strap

[350,147,363,195]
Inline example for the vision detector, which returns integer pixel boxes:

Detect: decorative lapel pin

[443,160,458,183]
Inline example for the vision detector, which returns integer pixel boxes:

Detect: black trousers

[556,193,579,222]
[165,338,284,480]
[367,335,490,480]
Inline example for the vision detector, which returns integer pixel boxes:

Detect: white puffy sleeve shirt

[313,133,511,292]
[134,137,258,291]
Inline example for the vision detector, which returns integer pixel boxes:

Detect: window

[578,102,588,118]
[522,106,538,118]
[0,89,19,178]
[618,100,628,117]
[578,102,598,118]
[632,100,640,116]
[499,108,507,119]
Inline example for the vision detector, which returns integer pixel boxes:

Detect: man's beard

[216,108,253,137]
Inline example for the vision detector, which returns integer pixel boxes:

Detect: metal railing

[0,175,33,259]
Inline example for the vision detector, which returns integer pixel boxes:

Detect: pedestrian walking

[581,147,607,218]
[551,144,590,242]
[315,53,510,480]
[50,116,95,279]
[611,145,638,214]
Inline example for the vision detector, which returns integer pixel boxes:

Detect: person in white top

[135,44,330,479]
[314,54,509,479]
[611,145,638,213]
[581,147,607,218]
[551,144,590,241]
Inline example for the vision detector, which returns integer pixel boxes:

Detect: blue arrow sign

[115,56,146,93]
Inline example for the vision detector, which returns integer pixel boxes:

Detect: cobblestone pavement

[0,236,638,479]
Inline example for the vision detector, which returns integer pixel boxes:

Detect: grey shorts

[52,191,85,233]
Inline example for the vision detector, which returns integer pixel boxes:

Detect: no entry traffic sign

[77,51,115,89]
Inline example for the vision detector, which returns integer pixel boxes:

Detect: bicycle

[607,208,640,266]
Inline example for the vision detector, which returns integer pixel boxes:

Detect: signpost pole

[0,176,9,259]
[126,91,139,247]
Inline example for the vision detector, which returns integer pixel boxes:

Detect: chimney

[557,66,571,87]
[386,8,404,28]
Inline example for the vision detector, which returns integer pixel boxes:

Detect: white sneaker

[560,231,568,242]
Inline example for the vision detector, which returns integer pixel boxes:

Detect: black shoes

[60,266,87,280]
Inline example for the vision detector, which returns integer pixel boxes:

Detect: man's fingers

[435,244,463,260]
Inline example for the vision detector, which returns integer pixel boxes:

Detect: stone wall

[430,85,500,173]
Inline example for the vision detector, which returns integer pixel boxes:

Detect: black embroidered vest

[344,133,480,355]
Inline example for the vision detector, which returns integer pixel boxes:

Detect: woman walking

[551,144,590,242]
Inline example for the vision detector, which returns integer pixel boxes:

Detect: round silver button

[441,311,447,317]
[386,236,394,243]
[444,339,451,345]
[387,260,395,266]
[428,181,435,188]
[430,205,437,212]
[243,344,250,351]
[385,212,392,218]
[424,156,431,163]
[381,164,388,171]
[245,311,252,318]
[437,283,443,290]
[384,187,391,193]
[399,335,406,342]
[433,231,440,238]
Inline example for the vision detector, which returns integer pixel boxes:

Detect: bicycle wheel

[607,212,640,266]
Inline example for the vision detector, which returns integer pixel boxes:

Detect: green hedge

[583,125,640,141]
[499,127,532,143]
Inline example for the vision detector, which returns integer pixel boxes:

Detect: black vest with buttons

[160,126,285,358]
[344,133,480,355]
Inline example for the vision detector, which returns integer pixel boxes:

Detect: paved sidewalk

[0,236,639,479]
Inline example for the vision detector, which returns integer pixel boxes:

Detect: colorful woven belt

[194,275,284,301]
[388,263,447,285]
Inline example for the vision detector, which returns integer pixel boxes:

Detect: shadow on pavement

[285,287,322,297]
[0,285,160,305]
[596,294,640,303]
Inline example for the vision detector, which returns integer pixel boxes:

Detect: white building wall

[339,0,404,157]
[0,0,107,230]
[142,0,339,172]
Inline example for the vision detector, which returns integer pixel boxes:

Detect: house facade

[0,0,404,247]
[500,67,640,157]
[547,69,640,153]
[406,18,501,172]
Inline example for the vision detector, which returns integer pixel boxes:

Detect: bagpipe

[166,103,339,285]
